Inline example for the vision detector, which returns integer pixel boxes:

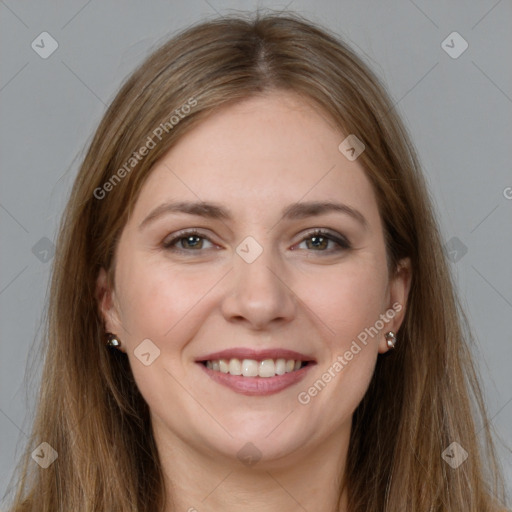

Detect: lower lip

[197,363,315,396]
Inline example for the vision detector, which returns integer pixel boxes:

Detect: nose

[220,245,297,331]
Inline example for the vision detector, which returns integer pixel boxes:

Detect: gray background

[1,0,511,506]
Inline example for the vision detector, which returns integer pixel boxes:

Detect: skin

[97,90,411,512]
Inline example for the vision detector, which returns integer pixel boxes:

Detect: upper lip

[196,348,316,362]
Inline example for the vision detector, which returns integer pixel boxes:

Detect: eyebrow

[138,200,368,230]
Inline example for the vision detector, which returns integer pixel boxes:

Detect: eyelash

[162,228,351,255]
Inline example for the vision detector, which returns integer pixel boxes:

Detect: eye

[162,228,351,255]
[294,229,351,253]
[162,229,216,252]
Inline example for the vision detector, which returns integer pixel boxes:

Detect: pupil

[309,236,327,249]
[184,236,201,248]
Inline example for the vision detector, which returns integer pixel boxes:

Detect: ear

[378,257,412,354]
[96,267,125,352]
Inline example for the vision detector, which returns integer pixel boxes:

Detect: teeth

[242,359,259,377]
[204,357,306,377]
[259,359,276,378]
[228,358,242,375]
[275,358,286,375]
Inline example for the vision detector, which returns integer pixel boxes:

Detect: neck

[154,420,351,512]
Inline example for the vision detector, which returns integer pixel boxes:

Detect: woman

[6,13,508,512]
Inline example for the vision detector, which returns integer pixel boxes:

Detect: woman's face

[98,91,410,466]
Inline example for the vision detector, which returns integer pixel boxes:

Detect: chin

[209,416,314,465]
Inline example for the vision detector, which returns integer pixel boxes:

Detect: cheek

[294,262,386,429]
[114,254,221,343]
[296,256,387,381]
[299,258,388,346]
[114,258,217,407]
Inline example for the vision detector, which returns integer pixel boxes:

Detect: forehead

[131,91,379,225]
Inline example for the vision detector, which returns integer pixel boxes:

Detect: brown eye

[178,235,204,250]
[163,230,215,252]
[296,229,351,252]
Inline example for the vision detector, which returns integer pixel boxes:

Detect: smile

[196,348,316,396]
[202,358,307,377]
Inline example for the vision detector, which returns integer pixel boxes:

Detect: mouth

[199,357,312,377]
[195,348,316,396]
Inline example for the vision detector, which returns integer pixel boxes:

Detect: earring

[385,331,396,349]
[106,332,121,348]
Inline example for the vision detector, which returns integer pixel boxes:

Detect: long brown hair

[6,12,508,512]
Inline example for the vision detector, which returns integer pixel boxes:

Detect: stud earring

[106,332,121,348]
[385,331,396,349]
